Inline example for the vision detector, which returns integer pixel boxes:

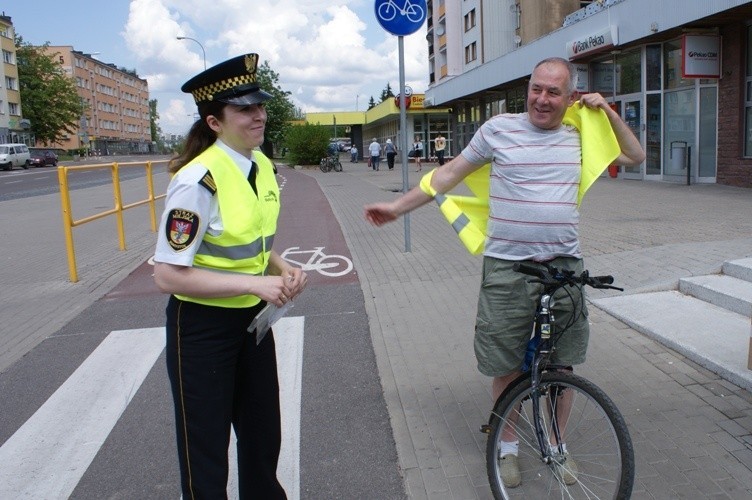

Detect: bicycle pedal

[479,424,492,434]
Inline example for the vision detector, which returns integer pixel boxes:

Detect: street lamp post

[176,36,206,70]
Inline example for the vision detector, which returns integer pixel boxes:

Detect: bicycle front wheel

[319,158,329,173]
[486,371,634,499]
[333,159,342,172]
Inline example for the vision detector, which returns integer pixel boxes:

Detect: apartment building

[425,0,752,188]
[0,15,28,144]
[46,46,151,155]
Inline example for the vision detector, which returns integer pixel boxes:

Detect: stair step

[679,275,752,317]
[723,258,752,283]
[592,291,752,392]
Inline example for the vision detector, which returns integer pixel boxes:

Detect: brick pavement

[305,159,752,499]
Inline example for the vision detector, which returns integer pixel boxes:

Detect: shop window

[664,39,693,90]
[646,45,661,91]
[617,49,641,94]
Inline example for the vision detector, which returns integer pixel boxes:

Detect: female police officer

[153,53,307,499]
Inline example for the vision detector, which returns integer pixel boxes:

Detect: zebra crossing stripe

[0,327,166,499]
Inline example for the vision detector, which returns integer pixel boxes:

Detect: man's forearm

[605,106,646,165]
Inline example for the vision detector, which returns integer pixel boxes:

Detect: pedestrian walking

[384,138,397,170]
[369,138,382,171]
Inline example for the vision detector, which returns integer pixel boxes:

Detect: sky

[8,0,429,135]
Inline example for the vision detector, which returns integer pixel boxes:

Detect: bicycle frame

[530,293,558,463]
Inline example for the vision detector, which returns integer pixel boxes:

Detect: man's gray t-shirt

[461,113,582,261]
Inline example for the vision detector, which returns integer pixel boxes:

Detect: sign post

[374,0,426,252]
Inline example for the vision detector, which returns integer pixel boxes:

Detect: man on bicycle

[364,57,644,488]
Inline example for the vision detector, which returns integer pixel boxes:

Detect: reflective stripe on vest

[434,193,485,255]
[175,146,280,308]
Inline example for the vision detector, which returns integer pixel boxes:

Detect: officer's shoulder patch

[197,171,216,194]
[166,209,200,251]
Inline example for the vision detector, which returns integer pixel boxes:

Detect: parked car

[28,148,59,168]
[0,143,31,170]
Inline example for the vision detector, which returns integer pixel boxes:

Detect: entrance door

[617,94,644,179]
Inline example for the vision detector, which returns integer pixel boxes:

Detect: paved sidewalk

[303,158,752,499]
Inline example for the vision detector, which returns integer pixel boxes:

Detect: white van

[0,143,31,170]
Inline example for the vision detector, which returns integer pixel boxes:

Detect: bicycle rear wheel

[333,159,342,172]
[319,158,330,172]
[486,371,633,499]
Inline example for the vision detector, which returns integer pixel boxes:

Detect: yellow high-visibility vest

[176,145,280,308]
[420,104,620,255]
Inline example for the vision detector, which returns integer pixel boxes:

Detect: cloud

[123,0,428,134]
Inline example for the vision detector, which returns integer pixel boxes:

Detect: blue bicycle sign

[374,0,426,36]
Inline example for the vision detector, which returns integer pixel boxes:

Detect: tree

[367,96,376,110]
[284,123,331,165]
[256,60,295,158]
[149,99,165,152]
[379,83,395,102]
[16,37,83,145]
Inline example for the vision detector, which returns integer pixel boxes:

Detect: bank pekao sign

[682,34,721,78]
[567,26,618,60]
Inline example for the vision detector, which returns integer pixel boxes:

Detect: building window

[9,102,19,115]
[4,77,16,90]
[745,25,752,156]
[465,42,477,64]
[464,9,476,32]
[2,50,13,64]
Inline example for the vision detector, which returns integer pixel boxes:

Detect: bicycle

[481,262,634,499]
[376,0,425,23]
[319,154,342,173]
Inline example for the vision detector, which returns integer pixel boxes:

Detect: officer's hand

[253,276,294,307]
[284,267,308,300]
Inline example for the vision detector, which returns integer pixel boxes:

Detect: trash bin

[670,141,687,172]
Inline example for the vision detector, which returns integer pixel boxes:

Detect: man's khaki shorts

[474,256,589,377]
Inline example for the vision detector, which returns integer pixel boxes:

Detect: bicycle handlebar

[512,262,622,291]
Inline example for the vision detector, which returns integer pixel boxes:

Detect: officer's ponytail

[169,101,226,174]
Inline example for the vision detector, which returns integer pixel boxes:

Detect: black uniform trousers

[166,295,287,500]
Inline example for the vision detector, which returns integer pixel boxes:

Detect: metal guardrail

[57,160,168,282]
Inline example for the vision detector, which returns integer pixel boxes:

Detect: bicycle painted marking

[281,246,353,277]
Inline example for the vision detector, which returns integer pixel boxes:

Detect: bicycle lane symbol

[280,246,353,277]
[374,0,426,36]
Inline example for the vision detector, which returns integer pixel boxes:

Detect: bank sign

[682,34,721,78]
[567,26,618,60]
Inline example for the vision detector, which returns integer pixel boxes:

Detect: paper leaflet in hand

[248,301,294,345]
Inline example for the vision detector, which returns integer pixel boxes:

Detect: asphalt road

[0,155,172,201]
